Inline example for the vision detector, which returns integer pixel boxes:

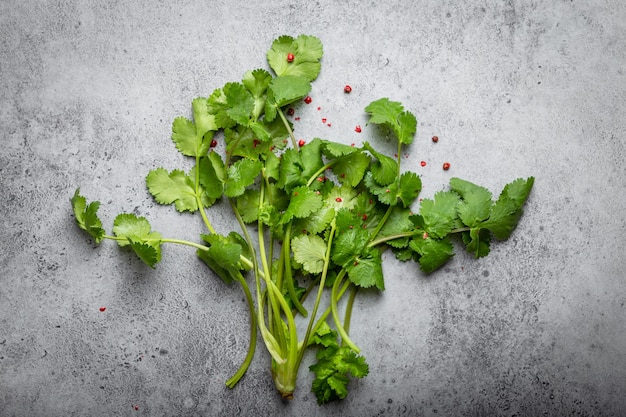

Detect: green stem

[282,223,308,317]
[330,270,359,352]
[297,223,337,365]
[342,285,358,344]
[225,272,257,388]
[277,107,298,149]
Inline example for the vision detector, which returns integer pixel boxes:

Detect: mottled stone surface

[1,1,625,416]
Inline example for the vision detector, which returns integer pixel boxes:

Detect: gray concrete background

[1,1,625,416]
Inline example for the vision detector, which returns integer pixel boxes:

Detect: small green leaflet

[171,98,217,157]
[362,142,397,185]
[113,213,163,268]
[413,190,461,238]
[194,152,225,200]
[197,233,248,284]
[267,34,323,81]
[332,228,384,290]
[264,75,311,122]
[71,189,105,244]
[146,168,210,212]
[450,177,493,227]
[363,171,398,206]
[409,236,455,273]
[397,171,422,207]
[462,228,492,258]
[331,151,371,187]
[292,234,327,274]
[281,186,323,224]
[224,158,263,198]
[481,177,535,239]
[364,98,417,145]
[242,68,272,120]
[377,206,414,248]
[309,322,369,404]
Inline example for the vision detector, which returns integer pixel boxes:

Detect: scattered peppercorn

[344,85,352,93]
[443,162,451,170]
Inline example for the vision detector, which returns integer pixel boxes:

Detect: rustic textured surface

[1,1,625,416]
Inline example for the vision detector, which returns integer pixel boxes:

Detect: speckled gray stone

[1,1,625,416]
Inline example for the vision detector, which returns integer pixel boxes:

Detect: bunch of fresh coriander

[71,34,534,404]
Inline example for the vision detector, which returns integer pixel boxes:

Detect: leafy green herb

[70,34,534,405]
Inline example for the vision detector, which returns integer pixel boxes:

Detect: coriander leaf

[321,140,360,158]
[265,75,311,122]
[280,186,323,223]
[364,171,398,206]
[450,177,493,227]
[224,158,263,198]
[292,234,328,274]
[363,142,398,186]
[309,323,369,404]
[146,168,201,212]
[192,155,222,202]
[480,177,535,240]
[112,213,163,267]
[462,228,491,258]
[171,111,214,157]
[397,171,422,208]
[71,189,105,244]
[207,87,237,129]
[331,228,369,267]
[242,68,272,120]
[326,186,359,212]
[331,151,371,187]
[277,141,324,192]
[345,248,384,290]
[192,97,218,140]
[409,235,454,273]
[224,82,255,126]
[413,190,461,238]
[377,207,414,248]
[294,205,335,234]
[235,189,260,223]
[198,233,246,284]
[267,34,323,81]
[364,98,417,145]
[127,239,161,268]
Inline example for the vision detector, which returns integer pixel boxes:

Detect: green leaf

[223,82,255,126]
[363,142,398,186]
[294,205,335,235]
[277,141,324,192]
[235,189,260,223]
[363,171,398,206]
[281,186,323,223]
[267,34,323,81]
[462,228,492,258]
[364,98,417,145]
[224,158,263,198]
[265,75,311,122]
[414,190,461,238]
[197,233,247,284]
[171,98,216,158]
[112,213,163,267]
[70,189,105,244]
[481,177,535,240]
[450,177,493,227]
[207,87,237,129]
[321,140,360,158]
[345,248,384,290]
[397,171,422,208]
[409,236,454,273]
[377,207,414,248]
[331,151,371,187]
[194,153,224,200]
[146,168,201,212]
[292,234,328,274]
[242,68,272,120]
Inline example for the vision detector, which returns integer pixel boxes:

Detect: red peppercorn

[287,107,295,116]
[443,162,451,170]
[321,118,327,123]
[432,135,439,143]
[344,85,352,93]
[287,53,295,62]
[355,125,362,133]
[335,197,342,202]
[298,139,306,147]
[99,307,106,312]
[304,96,312,104]
[210,139,218,148]
[420,161,426,167]
[423,232,429,240]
